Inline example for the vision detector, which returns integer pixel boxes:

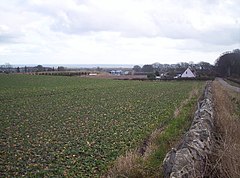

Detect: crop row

[0,74,204,177]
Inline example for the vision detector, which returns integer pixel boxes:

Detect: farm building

[110,70,124,75]
[181,67,196,78]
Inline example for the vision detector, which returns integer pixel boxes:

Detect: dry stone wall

[163,82,214,178]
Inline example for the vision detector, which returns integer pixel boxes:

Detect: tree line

[133,61,214,78]
[133,49,240,78]
[215,49,240,77]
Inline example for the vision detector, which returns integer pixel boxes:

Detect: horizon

[2,60,217,69]
[7,64,136,68]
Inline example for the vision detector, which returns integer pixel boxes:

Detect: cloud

[199,26,239,45]
[0,34,18,44]
[0,0,239,65]
[24,0,240,44]
[0,25,23,43]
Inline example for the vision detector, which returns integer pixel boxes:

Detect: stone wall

[163,82,214,178]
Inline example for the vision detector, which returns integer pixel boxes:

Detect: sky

[0,0,239,65]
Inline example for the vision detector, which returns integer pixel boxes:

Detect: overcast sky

[0,0,239,65]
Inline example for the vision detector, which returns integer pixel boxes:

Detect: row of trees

[133,62,213,73]
[133,61,214,77]
[133,49,240,78]
[215,49,240,77]
[0,64,66,73]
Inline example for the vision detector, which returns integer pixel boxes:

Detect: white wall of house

[181,68,195,78]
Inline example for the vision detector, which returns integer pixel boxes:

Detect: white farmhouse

[181,67,196,78]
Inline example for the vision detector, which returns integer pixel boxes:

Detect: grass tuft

[208,80,240,178]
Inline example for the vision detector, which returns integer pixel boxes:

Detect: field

[0,74,204,177]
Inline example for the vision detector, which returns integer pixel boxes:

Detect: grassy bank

[210,80,240,177]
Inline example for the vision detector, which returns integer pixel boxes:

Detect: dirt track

[216,77,240,93]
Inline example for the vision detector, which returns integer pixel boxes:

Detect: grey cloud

[0,35,16,43]
[51,11,239,47]
[200,26,240,45]
[45,1,213,41]
[49,11,143,36]
[3,0,240,46]
[151,14,198,39]
[0,32,22,44]
[22,1,158,36]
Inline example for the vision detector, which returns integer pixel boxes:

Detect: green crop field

[0,74,204,177]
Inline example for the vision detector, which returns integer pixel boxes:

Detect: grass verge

[105,85,204,178]
[209,80,240,177]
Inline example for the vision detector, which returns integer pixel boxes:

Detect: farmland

[0,74,204,177]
